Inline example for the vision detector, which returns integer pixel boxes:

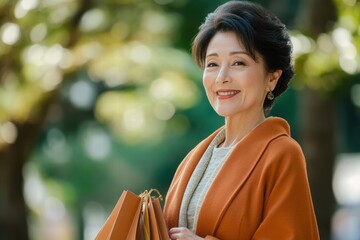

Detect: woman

[163,1,320,240]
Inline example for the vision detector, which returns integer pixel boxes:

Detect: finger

[169,229,179,239]
[170,233,181,240]
[169,227,185,234]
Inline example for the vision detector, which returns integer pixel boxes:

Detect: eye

[233,61,245,66]
[206,62,218,68]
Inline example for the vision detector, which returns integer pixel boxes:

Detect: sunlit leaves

[0,80,44,122]
[96,91,163,142]
[0,0,79,132]
[90,41,200,143]
[0,0,199,147]
[14,0,40,19]
[94,60,199,143]
[0,22,21,45]
[82,33,200,143]
[291,0,360,92]
[149,71,199,108]
[0,121,18,149]
[80,8,109,33]
[30,23,48,42]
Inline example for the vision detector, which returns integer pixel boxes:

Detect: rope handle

[140,189,163,202]
[139,189,162,240]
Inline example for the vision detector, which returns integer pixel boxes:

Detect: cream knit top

[178,128,234,232]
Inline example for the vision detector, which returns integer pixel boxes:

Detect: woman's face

[203,31,280,118]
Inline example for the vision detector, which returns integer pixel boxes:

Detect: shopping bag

[141,190,169,240]
[95,189,169,240]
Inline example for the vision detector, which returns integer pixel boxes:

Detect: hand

[169,227,204,240]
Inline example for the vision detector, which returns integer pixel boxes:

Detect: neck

[220,111,266,148]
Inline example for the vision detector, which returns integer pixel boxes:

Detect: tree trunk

[299,88,337,240]
[295,0,338,238]
[0,0,92,238]
[0,120,46,240]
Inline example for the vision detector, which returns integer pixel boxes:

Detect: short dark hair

[192,1,294,111]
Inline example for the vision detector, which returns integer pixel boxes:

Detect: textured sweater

[179,129,234,231]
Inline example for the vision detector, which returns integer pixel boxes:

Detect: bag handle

[140,189,163,201]
[140,189,163,240]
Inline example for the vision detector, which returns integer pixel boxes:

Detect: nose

[216,66,230,83]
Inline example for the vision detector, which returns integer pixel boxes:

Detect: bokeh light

[1,22,21,45]
[333,154,360,206]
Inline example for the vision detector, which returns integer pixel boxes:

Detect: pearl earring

[267,91,274,100]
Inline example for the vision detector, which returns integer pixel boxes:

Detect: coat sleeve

[252,138,319,240]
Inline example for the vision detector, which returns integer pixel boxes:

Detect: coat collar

[196,117,289,235]
[164,117,290,234]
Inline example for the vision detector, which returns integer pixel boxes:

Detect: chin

[214,109,235,117]
[212,103,243,117]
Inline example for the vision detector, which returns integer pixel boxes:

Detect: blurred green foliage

[292,0,360,93]
[0,0,360,239]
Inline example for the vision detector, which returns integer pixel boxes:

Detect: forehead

[206,31,260,63]
[206,31,245,54]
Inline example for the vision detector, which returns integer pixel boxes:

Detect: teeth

[217,91,239,96]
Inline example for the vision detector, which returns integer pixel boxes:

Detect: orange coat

[164,117,319,240]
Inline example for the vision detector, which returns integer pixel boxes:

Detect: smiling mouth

[216,90,240,96]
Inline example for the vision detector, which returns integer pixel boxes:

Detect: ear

[266,69,282,91]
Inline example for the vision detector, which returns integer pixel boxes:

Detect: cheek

[202,73,212,92]
[241,72,267,90]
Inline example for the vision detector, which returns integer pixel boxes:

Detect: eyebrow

[205,51,250,58]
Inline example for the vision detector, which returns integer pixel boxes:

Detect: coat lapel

[196,117,290,235]
[164,128,222,228]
